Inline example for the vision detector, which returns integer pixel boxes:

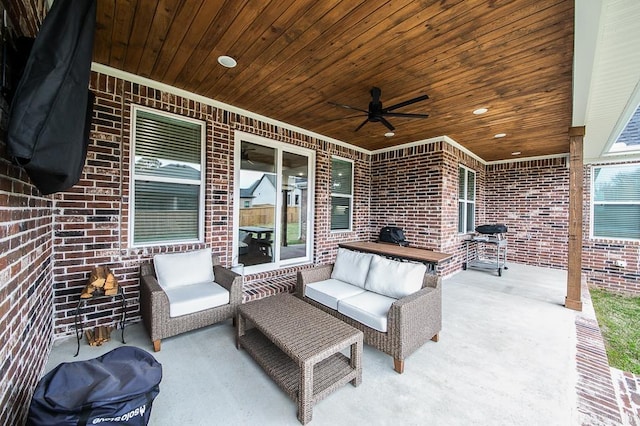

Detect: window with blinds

[592,163,640,240]
[331,157,353,231]
[458,166,476,233]
[130,107,205,246]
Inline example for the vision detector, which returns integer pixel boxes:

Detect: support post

[565,126,585,311]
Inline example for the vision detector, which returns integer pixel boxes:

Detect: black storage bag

[475,224,508,234]
[379,226,409,246]
[27,346,162,426]
[6,0,96,195]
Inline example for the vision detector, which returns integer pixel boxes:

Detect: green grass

[589,287,640,374]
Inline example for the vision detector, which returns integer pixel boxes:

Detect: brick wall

[485,157,570,269]
[50,72,373,337]
[0,102,53,426]
[0,3,52,424]
[312,142,371,265]
[370,141,485,276]
[440,144,486,276]
[582,163,640,294]
[484,157,639,295]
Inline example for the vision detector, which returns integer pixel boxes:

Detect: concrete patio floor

[45,263,590,425]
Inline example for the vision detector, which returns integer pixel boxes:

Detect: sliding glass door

[235,134,314,272]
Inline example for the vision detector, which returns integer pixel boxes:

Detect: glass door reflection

[280,152,309,261]
[238,141,276,267]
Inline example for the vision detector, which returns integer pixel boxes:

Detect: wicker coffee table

[236,292,363,424]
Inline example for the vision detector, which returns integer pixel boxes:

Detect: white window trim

[458,165,476,235]
[129,105,206,248]
[233,131,315,273]
[330,156,354,233]
[589,163,640,242]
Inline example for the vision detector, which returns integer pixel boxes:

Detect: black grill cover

[475,224,508,234]
[379,226,409,246]
[27,347,162,426]
[6,0,96,195]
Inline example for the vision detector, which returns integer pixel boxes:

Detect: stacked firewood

[80,265,119,298]
[85,326,113,346]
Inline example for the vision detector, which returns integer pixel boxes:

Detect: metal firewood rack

[463,227,508,276]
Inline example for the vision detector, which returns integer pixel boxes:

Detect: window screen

[458,166,476,233]
[331,158,353,231]
[131,108,204,245]
[592,164,640,240]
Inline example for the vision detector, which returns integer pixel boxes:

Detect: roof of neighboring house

[158,164,201,179]
[263,174,276,188]
[239,188,254,199]
[617,106,640,146]
[241,174,276,198]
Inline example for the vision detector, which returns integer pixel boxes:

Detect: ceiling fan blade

[379,117,395,131]
[328,101,369,114]
[354,118,369,131]
[327,114,368,121]
[383,94,429,112]
[382,112,429,118]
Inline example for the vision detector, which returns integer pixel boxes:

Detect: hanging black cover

[27,346,162,426]
[6,0,96,195]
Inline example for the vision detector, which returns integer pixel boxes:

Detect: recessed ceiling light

[384,132,395,137]
[511,151,521,155]
[217,55,237,68]
[473,108,488,115]
[494,133,507,138]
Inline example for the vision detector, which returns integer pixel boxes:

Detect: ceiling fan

[329,87,429,132]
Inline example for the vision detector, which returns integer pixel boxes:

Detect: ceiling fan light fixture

[384,132,395,137]
[473,108,488,115]
[494,133,507,138]
[217,55,237,68]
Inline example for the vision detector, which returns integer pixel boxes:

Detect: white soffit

[581,0,640,162]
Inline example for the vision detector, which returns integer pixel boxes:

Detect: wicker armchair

[139,253,242,352]
[297,264,441,373]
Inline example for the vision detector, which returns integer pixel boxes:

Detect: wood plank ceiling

[92,0,574,162]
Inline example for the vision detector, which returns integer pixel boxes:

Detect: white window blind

[331,158,353,231]
[592,164,640,240]
[458,166,475,233]
[131,108,204,245]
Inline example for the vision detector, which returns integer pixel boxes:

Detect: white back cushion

[154,248,214,289]
[364,255,426,299]
[331,248,373,288]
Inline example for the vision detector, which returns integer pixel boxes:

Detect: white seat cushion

[364,255,426,299]
[338,291,396,333]
[154,249,214,289]
[330,248,373,288]
[305,278,366,310]
[163,281,229,317]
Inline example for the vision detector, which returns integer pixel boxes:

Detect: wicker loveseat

[139,248,242,352]
[296,248,441,373]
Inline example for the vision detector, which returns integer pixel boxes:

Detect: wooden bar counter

[338,241,452,272]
